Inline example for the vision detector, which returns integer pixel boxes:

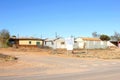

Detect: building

[9,37,44,48]
[44,38,55,48]
[44,38,66,49]
[74,37,108,49]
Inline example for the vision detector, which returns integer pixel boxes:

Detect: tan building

[9,38,44,48]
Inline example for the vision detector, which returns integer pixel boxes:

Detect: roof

[81,37,101,41]
[44,38,55,42]
[10,37,44,41]
[55,38,65,42]
[45,37,64,42]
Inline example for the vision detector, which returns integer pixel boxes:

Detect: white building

[74,37,108,49]
[44,38,66,49]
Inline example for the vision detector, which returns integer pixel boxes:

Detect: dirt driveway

[0,48,120,78]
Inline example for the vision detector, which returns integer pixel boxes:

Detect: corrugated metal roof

[44,38,55,41]
[10,37,44,41]
[81,37,101,41]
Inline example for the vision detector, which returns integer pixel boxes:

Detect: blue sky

[0,0,120,38]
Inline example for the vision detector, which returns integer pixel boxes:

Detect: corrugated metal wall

[85,41,107,49]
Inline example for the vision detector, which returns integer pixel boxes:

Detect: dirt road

[0,48,120,80]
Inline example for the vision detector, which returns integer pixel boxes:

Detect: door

[36,42,40,47]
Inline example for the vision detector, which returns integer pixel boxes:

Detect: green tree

[12,35,16,38]
[100,34,110,41]
[0,29,10,47]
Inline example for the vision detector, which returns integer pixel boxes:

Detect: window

[36,42,40,45]
[52,42,54,45]
[45,41,46,45]
[74,41,77,43]
[29,41,31,44]
[61,42,65,45]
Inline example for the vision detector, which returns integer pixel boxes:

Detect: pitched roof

[10,37,44,41]
[45,37,64,42]
[81,37,101,41]
[44,38,55,41]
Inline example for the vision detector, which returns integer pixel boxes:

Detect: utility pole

[41,34,42,39]
[17,34,19,38]
[55,32,58,38]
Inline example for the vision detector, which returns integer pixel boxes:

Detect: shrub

[0,53,18,61]
[100,34,110,41]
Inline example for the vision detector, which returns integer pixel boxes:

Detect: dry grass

[0,53,18,61]
[0,47,120,60]
[74,49,120,59]
[48,48,120,59]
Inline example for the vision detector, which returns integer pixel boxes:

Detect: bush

[100,34,110,41]
[0,53,18,61]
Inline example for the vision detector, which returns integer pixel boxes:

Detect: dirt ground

[0,48,120,77]
[46,48,120,59]
[74,48,120,59]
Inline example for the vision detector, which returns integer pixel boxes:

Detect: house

[74,37,108,49]
[54,38,66,49]
[44,38,55,48]
[9,37,44,48]
[44,38,66,49]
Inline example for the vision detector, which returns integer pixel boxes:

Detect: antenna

[41,34,42,39]
[55,32,58,38]
[17,34,19,38]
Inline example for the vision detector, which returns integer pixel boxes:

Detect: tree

[113,31,120,41]
[0,29,10,47]
[11,35,16,38]
[100,34,110,41]
[92,32,100,38]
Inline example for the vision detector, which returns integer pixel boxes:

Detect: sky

[0,0,120,38]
